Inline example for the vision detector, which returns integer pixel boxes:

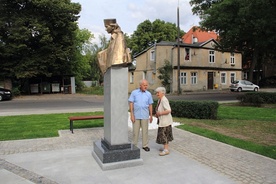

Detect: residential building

[128,28,242,93]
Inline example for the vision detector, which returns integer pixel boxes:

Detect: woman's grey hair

[155,87,166,94]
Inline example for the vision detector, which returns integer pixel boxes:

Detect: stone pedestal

[92,67,143,170]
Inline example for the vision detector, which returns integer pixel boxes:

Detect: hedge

[237,92,276,107]
[153,100,218,119]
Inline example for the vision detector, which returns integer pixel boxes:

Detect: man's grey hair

[139,79,148,85]
[155,87,166,94]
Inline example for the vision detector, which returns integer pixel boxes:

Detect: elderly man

[128,79,153,152]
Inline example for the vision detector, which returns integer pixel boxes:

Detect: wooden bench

[69,115,104,133]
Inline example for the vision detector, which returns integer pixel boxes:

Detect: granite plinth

[92,140,143,170]
[101,138,131,150]
[93,140,140,163]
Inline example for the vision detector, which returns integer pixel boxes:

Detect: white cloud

[72,0,200,43]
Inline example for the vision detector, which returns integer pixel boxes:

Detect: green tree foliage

[0,0,81,79]
[128,19,185,56]
[190,0,276,81]
[72,28,94,88]
[85,34,109,84]
[189,0,223,18]
[157,60,172,93]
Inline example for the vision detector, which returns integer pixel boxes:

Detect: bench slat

[69,115,104,133]
[69,115,104,121]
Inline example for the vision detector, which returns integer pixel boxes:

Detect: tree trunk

[248,50,258,82]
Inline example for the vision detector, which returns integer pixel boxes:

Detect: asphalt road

[0,94,104,116]
[0,91,241,116]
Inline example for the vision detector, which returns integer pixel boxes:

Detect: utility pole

[177,1,181,95]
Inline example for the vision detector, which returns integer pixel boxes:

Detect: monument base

[92,140,143,170]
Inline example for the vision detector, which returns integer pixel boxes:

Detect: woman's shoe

[159,150,169,156]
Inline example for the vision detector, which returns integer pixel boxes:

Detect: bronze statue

[97,19,132,74]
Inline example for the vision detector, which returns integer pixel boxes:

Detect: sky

[71,0,201,44]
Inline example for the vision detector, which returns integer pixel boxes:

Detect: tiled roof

[182,26,218,44]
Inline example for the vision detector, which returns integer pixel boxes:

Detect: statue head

[104,19,116,26]
[104,19,119,33]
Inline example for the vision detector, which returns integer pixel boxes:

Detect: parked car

[0,88,12,101]
[230,80,259,92]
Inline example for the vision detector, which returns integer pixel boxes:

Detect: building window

[185,48,190,60]
[192,37,198,43]
[243,72,248,80]
[143,71,146,79]
[191,72,197,84]
[209,50,215,63]
[130,72,134,83]
[220,72,226,84]
[180,72,187,85]
[230,53,235,64]
[150,50,155,61]
[230,72,236,83]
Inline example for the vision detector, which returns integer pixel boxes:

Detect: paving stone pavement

[0,127,275,184]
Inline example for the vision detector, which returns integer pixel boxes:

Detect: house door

[207,72,214,89]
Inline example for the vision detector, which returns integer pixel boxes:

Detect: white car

[230,80,259,92]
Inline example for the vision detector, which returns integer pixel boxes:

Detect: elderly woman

[155,87,174,156]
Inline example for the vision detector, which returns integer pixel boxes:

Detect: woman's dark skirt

[156,125,174,144]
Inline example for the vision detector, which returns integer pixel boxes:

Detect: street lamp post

[177,1,181,95]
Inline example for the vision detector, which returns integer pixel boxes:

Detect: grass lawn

[0,111,103,141]
[175,103,276,159]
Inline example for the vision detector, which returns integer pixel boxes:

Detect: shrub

[11,87,21,97]
[79,86,104,95]
[237,92,276,107]
[153,100,218,119]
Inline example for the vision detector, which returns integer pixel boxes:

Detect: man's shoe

[142,147,150,152]
[159,150,169,156]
